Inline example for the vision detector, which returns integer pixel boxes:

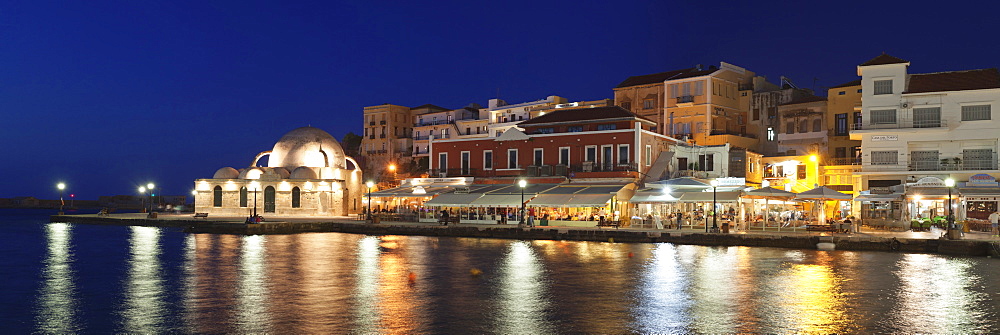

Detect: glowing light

[945,178,955,187]
[366,181,375,188]
[518,179,527,188]
[809,154,818,162]
[138,186,146,193]
[147,183,155,190]
[388,164,396,172]
[57,183,65,190]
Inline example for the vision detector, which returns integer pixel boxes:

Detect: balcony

[413,136,430,141]
[827,157,862,166]
[862,156,999,172]
[379,120,386,125]
[851,119,947,131]
[369,121,375,126]
[677,95,695,103]
[412,148,429,155]
[379,134,386,139]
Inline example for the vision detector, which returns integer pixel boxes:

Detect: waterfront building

[194,127,364,217]
[361,103,417,181]
[485,96,566,137]
[614,62,759,149]
[748,77,815,156]
[852,54,1000,222]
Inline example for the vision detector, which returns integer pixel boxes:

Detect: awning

[853,194,901,202]
[527,194,574,207]
[564,193,615,207]
[678,191,741,202]
[906,187,959,199]
[424,193,483,207]
[958,187,1000,196]
[628,192,681,203]
[369,186,454,197]
[470,194,528,207]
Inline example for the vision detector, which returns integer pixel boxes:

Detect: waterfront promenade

[51,213,1000,257]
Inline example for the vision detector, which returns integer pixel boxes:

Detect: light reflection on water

[24,226,1000,333]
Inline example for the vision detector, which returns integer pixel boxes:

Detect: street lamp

[138,186,146,212]
[388,164,397,186]
[946,178,957,239]
[366,181,375,220]
[250,181,260,219]
[519,179,527,227]
[57,183,65,215]
[710,179,719,233]
[146,183,155,214]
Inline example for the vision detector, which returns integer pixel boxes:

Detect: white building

[852,54,1000,220]
[194,127,364,217]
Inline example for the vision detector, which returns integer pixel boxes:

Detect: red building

[428,106,683,183]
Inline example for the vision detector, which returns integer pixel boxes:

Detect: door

[602,146,613,170]
[264,186,276,213]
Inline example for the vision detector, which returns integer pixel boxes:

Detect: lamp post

[710,179,719,233]
[57,183,65,215]
[388,164,397,186]
[138,186,146,212]
[366,181,375,221]
[519,179,527,227]
[250,181,260,219]
[146,183,155,214]
[946,178,958,239]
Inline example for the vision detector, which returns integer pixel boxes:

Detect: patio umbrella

[743,187,797,230]
[796,186,852,225]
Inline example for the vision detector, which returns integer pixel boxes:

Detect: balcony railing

[863,157,999,172]
[430,162,640,178]
[851,119,947,130]
[677,95,695,103]
[827,157,862,166]
[710,130,757,139]
[412,149,429,155]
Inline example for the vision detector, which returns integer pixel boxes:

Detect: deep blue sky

[4,0,1000,199]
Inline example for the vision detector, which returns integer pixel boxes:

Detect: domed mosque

[193,127,364,217]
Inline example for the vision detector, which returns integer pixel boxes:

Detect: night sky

[4,0,1000,199]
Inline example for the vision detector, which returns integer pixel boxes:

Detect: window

[835,147,847,159]
[533,148,543,166]
[585,146,597,162]
[602,145,614,168]
[698,154,714,171]
[812,119,822,132]
[618,144,629,164]
[461,151,470,174]
[568,126,583,132]
[857,89,862,93]
[291,187,301,208]
[871,109,896,124]
[786,122,795,134]
[483,151,493,170]
[962,105,992,121]
[753,108,760,121]
[873,80,893,95]
[438,153,447,173]
[597,124,617,131]
[797,164,807,179]
[508,149,518,168]
[799,120,808,133]
[964,149,995,169]
[239,187,248,207]
[213,186,223,207]
[536,128,554,134]
[871,151,898,165]
[835,113,848,136]
[838,91,846,95]
[695,82,704,96]
[643,99,655,109]
[913,107,941,128]
[644,145,652,166]
[556,147,569,166]
[910,150,939,171]
[620,102,631,110]
[670,84,678,98]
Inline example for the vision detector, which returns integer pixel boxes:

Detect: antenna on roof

[496,88,501,100]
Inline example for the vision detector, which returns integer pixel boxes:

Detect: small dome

[290,166,318,179]
[268,127,346,169]
[272,167,291,179]
[238,167,264,179]
[213,167,239,179]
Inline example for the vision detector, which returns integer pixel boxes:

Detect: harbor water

[5,209,1000,333]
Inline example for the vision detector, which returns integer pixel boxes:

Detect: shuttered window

[871,109,896,124]
[871,151,898,165]
[962,105,991,121]
[913,107,941,128]
[873,80,893,95]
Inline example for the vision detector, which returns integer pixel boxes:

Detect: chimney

[695,64,703,71]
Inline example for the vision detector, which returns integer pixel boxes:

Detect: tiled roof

[905,68,1000,94]
[411,104,449,111]
[860,54,908,66]
[616,68,696,88]
[516,106,654,125]
[830,79,861,88]
[780,95,827,106]
[667,68,718,81]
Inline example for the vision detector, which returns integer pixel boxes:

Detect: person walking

[988,210,1000,237]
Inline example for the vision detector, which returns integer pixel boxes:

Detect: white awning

[628,192,681,203]
[424,193,483,207]
[678,191,741,202]
[853,194,901,202]
[564,194,615,207]
[470,194,527,207]
[527,194,574,207]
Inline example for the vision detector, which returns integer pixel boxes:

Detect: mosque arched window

[240,187,248,207]
[292,187,301,208]
[213,186,223,207]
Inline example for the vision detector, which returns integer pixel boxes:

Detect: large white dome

[268,127,346,169]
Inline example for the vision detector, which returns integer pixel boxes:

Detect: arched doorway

[213,186,223,207]
[264,186,276,213]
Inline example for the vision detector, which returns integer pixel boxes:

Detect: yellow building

[823,79,863,198]
[361,103,416,181]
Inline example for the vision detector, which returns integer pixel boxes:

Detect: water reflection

[35,223,78,333]
[237,235,269,333]
[891,254,987,333]
[353,236,381,332]
[121,226,166,332]
[634,243,691,333]
[494,241,552,334]
[687,246,740,333]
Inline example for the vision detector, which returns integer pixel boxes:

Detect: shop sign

[714,177,746,187]
[967,174,998,187]
[967,197,999,201]
[871,135,898,141]
[911,177,945,187]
